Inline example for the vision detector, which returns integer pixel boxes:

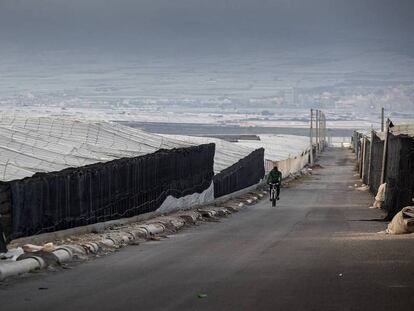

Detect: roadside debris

[0,247,24,261]
[198,294,208,299]
[282,167,312,188]
[356,184,369,192]
[384,206,414,234]
[22,243,55,253]
[1,190,266,281]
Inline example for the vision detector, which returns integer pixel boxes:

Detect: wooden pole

[310,109,314,166]
[316,110,320,153]
[319,111,323,151]
[323,113,326,150]
[325,116,328,148]
[367,129,374,186]
[360,135,366,179]
[380,119,390,184]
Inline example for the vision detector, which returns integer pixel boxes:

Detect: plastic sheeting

[157,181,215,213]
[266,149,311,177]
[236,134,310,162]
[384,134,414,217]
[0,222,6,253]
[0,115,194,182]
[368,133,384,194]
[352,125,414,217]
[362,139,370,185]
[213,148,265,198]
[0,183,11,247]
[370,183,386,209]
[352,131,362,158]
[160,134,255,174]
[237,134,311,177]
[8,144,215,239]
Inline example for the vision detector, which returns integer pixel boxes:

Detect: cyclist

[267,165,282,200]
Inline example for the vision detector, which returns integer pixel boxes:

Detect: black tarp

[0,183,11,252]
[368,133,384,194]
[352,131,361,155]
[384,134,414,217]
[213,148,265,198]
[362,139,371,185]
[9,144,215,239]
[0,223,6,253]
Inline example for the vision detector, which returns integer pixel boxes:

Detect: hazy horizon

[0,0,413,114]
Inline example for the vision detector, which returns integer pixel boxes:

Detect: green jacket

[267,169,282,184]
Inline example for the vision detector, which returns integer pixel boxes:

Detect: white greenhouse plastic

[0,115,255,181]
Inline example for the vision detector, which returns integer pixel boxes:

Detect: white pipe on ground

[52,247,73,263]
[81,242,100,254]
[129,228,149,239]
[137,224,165,236]
[101,239,116,247]
[0,256,46,281]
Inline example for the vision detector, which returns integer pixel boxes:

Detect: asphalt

[1,148,414,311]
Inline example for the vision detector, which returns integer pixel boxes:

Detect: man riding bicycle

[267,165,282,200]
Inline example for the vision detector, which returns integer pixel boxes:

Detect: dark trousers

[269,184,280,198]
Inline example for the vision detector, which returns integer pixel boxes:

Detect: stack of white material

[0,115,193,182]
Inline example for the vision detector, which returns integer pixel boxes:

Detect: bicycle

[269,182,279,207]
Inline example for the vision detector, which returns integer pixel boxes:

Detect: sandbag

[386,206,414,234]
[375,183,386,201]
[370,183,386,209]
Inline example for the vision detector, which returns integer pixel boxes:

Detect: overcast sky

[1,0,413,56]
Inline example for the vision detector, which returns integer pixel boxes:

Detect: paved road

[2,148,414,311]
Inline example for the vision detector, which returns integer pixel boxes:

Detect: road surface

[1,148,414,311]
